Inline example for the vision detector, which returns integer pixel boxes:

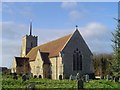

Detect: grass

[1,75,120,89]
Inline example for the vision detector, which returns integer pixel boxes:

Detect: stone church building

[11,23,94,79]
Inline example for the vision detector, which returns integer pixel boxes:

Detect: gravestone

[69,75,77,80]
[13,73,18,80]
[115,77,118,82]
[22,74,27,82]
[113,76,116,82]
[112,76,115,81]
[69,75,72,80]
[106,75,110,80]
[76,73,80,80]
[113,76,119,82]
[78,79,84,89]
[85,74,89,82]
[27,83,35,90]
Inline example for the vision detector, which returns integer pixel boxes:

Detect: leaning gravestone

[69,75,72,80]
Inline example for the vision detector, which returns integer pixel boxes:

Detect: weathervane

[76,25,78,30]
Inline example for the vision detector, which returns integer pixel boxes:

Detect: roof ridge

[26,33,73,61]
[60,32,74,52]
[38,34,72,47]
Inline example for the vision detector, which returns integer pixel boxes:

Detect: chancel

[11,22,95,80]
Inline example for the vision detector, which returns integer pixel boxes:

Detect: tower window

[73,48,82,71]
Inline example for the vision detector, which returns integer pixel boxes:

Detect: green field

[1,75,120,89]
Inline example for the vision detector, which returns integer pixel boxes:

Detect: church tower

[20,22,38,57]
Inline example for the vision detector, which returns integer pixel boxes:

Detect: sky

[1,2,118,68]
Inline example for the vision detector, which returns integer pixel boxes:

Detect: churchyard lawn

[1,75,120,89]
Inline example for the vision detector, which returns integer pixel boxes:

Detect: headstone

[113,76,116,82]
[114,76,119,82]
[78,79,84,89]
[22,74,27,82]
[112,76,115,81]
[106,75,110,80]
[13,73,18,80]
[115,77,118,82]
[76,73,80,80]
[69,75,72,80]
[85,74,89,82]
[27,83,35,90]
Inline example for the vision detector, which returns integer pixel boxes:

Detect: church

[11,23,95,80]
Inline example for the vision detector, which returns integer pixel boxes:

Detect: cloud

[69,10,85,21]
[81,22,111,39]
[2,21,28,40]
[2,21,28,68]
[79,22,113,53]
[19,7,34,19]
[2,3,34,20]
[61,2,78,9]
[61,2,87,21]
[2,3,16,15]
[2,39,21,68]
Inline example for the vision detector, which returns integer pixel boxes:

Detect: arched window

[73,48,82,71]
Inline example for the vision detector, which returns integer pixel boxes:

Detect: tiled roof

[26,34,72,61]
